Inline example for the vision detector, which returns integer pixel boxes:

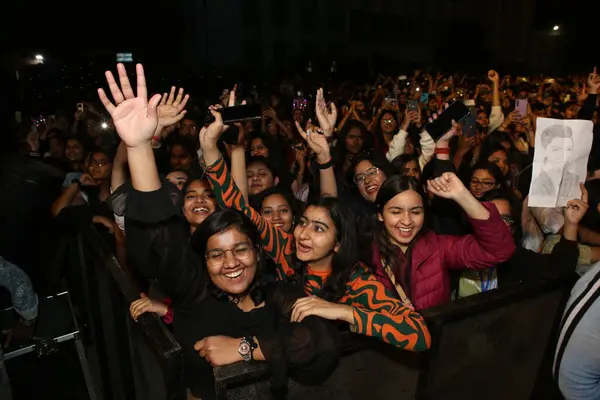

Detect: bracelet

[316,158,335,170]
[435,147,451,155]
[151,136,162,149]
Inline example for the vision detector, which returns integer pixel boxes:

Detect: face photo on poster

[528,118,593,208]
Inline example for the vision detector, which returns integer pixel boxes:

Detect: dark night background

[0,0,598,121]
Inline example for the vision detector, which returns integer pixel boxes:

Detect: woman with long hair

[199,103,430,351]
[99,63,342,400]
[371,173,516,310]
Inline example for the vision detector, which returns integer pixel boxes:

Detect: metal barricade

[68,225,184,400]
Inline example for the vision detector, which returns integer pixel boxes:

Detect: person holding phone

[385,108,434,172]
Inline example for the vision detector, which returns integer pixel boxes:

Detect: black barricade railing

[66,221,571,400]
[67,225,184,400]
[212,278,571,400]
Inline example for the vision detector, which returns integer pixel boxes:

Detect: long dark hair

[372,108,400,152]
[333,120,372,170]
[373,175,429,287]
[292,197,359,302]
[190,209,271,305]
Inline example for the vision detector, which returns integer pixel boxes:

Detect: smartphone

[515,99,528,117]
[462,105,478,138]
[205,104,262,126]
[77,103,84,113]
[420,92,429,104]
[424,101,471,141]
[407,99,419,112]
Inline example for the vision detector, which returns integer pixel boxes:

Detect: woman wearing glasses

[468,161,505,199]
[99,64,342,400]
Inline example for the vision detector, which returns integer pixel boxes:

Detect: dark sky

[2,0,179,56]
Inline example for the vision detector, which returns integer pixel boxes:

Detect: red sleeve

[440,202,516,270]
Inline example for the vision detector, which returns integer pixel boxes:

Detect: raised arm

[295,121,337,198]
[98,63,200,305]
[428,172,516,269]
[97,63,162,192]
[199,112,295,279]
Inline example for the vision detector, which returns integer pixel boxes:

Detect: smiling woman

[97,63,342,400]
[372,173,516,310]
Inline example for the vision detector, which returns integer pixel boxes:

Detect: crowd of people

[3,63,600,399]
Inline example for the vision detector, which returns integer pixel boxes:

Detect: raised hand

[157,86,190,130]
[588,67,600,94]
[427,172,468,200]
[564,183,589,225]
[315,88,337,137]
[295,119,331,163]
[488,70,500,84]
[199,106,225,151]
[97,63,161,148]
[437,119,460,144]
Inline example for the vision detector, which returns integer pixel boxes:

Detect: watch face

[239,342,250,355]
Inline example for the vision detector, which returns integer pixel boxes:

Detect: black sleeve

[256,283,341,390]
[506,236,579,283]
[578,94,598,121]
[125,186,202,306]
[56,204,94,232]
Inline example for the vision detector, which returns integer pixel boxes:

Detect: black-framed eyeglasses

[354,167,379,185]
[205,243,254,267]
[470,178,496,189]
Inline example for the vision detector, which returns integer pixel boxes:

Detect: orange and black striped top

[204,156,431,351]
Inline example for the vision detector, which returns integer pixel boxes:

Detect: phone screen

[420,93,429,104]
[462,107,477,138]
[424,101,470,141]
[205,104,263,126]
[515,99,528,117]
[407,99,419,112]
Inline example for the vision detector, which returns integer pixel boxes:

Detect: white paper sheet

[528,118,593,208]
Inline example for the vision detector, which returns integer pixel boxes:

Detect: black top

[125,186,341,399]
[497,235,579,285]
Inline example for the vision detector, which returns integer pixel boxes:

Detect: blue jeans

[556,261,600,400]
[0,257,38,322]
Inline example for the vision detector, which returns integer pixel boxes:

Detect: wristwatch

[238,336,257,362]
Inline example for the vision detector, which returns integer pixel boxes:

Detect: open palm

[295,120,330,161]
[97,63,161,148]
[315,88,337,137]
[157,86,190,128]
